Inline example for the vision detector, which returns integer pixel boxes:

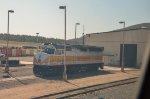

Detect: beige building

[84,23,150,67]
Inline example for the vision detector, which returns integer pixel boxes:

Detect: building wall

[84,29,150,66]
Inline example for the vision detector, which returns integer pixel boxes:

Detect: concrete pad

[0,75,36,82]
[20,61,33,65]
[104,66,139,71]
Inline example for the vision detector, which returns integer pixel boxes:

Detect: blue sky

[0,0,150,39]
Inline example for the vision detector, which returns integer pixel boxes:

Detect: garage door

[120,44,137,67]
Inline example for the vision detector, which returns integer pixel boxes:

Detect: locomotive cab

[42,47,55,55]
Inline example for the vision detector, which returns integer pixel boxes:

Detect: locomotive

[33,43,104,76]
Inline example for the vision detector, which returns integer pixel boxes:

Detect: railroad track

[32,77,138,99]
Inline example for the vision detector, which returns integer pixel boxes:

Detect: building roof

[86,23,150,35]
[111,23,150,32]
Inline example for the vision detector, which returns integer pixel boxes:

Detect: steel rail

[32,77,138,99]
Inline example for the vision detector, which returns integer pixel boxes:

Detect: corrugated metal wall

[84,29,150,66]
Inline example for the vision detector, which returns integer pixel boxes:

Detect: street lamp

[82,33,84,45]
[82,24,85,45]
[75,23,80,44]
[59,6,67,81]
[5,10,14,75]
[36,33,39,51]
[119,21,125,72]
[36,33,39,43]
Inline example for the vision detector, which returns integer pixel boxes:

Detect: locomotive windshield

[43,48,55,54]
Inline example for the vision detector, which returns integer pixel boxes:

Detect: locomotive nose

[33,53,41,65]
[37,55,41,64]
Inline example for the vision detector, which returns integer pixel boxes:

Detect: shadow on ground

[37,70,114,81]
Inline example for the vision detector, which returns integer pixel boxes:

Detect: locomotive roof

[51,44,104,52]
[42,43,104,52]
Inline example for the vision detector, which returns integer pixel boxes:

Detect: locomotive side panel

[34,54,103,66]
[33,54,104,76]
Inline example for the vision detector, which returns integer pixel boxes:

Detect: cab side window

[44,48,55,54]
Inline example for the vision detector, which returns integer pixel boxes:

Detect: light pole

[59,6,67,81]
[75,23,80,44]
[36,33,39,43]
[5,10,14,75]
[82,33,84,45]
[119,21,125,72]
[82,25,85,45]
[36,33,39,51]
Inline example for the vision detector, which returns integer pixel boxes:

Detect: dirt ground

[0,66,140,99]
